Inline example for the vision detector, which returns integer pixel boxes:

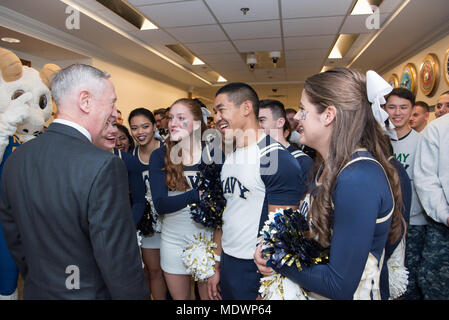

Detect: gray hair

[51,64,110,106]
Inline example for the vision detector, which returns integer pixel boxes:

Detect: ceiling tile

[285,58,323,69]
[205,0,279,23]
[166,24,227,42]
[284,35,335,50]
[132,29,178,44]
[138,0,216,27]
[233,38,283,53]
[222,20,281,40]
[219,71,256,82]
[200,52,246,64]
[379,0,405,14]
[281,0,354,19]
[285,48,329,60]
[207,60,249,71]
[340,13,389,34]
[185,41,236,55]
[287,66,322,80]
[253,69,286,81]
[283,16,344,37]
[127,0,188,6]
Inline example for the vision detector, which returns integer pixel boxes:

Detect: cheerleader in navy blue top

[254,68,406,300]
[128,107,167,300]
[149,98,222,300]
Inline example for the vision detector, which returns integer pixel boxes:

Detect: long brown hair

[164,98,207,191]
[304,68,405,247]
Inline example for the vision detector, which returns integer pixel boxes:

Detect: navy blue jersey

[276,149,394,299]
[148,143,224,215]
[0,136,21,193]
[287,144,314,187]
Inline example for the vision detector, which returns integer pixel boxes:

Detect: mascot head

[0,48,60,142]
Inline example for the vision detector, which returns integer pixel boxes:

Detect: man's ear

[323,105,337,126]
[78,90,91,114]
[277,117,285,129]
[240,100,253,117]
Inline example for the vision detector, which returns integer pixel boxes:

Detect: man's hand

[254,242,273,276]
[207,265,222,300]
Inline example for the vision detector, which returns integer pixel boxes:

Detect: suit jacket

[0,122,149,300]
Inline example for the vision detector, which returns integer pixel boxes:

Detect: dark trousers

[402,224,426,300]
[220,251,261,300]
[418,219,449,300]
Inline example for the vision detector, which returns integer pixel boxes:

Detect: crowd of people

[0,63,448,300]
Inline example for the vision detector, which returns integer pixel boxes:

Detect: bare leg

[164,273,192,300]
[141,248,167,300]
[198,281,209,300]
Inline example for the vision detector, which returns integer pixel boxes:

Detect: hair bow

[366,70,397,140]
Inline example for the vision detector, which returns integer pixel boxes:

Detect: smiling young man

[385,87,427,300]
[207,82,303,300]
[409,101,429,133]
[258,99,313,179]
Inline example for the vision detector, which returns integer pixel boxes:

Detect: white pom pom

[145,190,162,233]
[388,238,409,299]
[259,273,308,300]
[182,231,217,281]
[136,231,143,247]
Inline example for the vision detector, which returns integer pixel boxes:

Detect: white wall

[92,58,187,125]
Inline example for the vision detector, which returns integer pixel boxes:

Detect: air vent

[166,44,197,65]
[96,0,157,30]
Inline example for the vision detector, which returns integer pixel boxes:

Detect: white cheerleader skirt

[160,207,210,275]
[140,232,161,249]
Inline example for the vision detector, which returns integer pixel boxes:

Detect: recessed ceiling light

[351,0,374,15]
[328,34,359,59]
[328,46,342,59]
[1,37,20,43]
[141,19,158,30]
[192,57,205,65]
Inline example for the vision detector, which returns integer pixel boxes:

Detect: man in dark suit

[0,64,149,299]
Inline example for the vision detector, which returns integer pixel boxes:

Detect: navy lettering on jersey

[187,172,201,189]
[222,177,250,199]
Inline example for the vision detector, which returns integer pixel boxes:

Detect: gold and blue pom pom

[181,232,218,282]
[258,208,329,300]
[189,162,225,229]
[259,273,308,300]
[261,208,329,271]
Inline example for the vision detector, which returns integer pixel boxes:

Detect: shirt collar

[53,119,92,142]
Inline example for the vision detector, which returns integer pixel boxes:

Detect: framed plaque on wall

[444,47,449,86]
[387,74,399,88]
[400,63,417,95]
[419,53,440,96]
